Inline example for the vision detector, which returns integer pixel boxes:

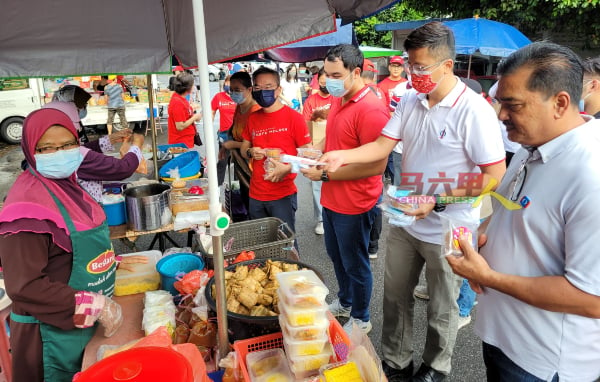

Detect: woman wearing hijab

[168,72,203,148]
[0,108,123,382]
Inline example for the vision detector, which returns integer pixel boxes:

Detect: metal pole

[192,0,229,361]
[147,74,159,180]
[467,55,472,79]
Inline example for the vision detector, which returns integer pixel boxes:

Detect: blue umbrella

[444,17,531,57]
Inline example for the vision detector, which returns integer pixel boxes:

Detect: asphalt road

[0,79,487,381]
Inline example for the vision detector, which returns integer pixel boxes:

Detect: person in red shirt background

[168,72,202,148]
[240,67,311,236]
[212,75,237,184]
[378,56,408,112]
[302,67,332,235]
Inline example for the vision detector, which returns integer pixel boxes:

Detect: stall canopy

[360,45,403,58]
[264,19,356,63]
[0,0,401,360]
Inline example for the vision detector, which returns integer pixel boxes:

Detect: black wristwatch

[320,170,330,182]
[433,193,446,212]
[246,148,252,159]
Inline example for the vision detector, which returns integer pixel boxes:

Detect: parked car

[208,65,221,81]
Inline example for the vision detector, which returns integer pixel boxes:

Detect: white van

[0,79,43,144]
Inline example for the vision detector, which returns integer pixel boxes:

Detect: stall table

[109,222,202,252]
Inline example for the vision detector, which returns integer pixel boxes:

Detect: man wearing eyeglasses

[320,22,506,381]
[445,42,600,381]
[581,57,600,118]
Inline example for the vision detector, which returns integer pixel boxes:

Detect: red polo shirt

[302,93,332,122]
[243,106,311,201]
[211,92,236,131]
[321,86,390,214]
[378,77,407,110]
[168,92,195,148]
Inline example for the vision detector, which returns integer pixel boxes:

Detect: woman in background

[168,72,202,148]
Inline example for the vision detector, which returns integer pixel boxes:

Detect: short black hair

[583,56,600,77]
[498,42,583,104]
[404,21,455,61]
[325,44,364,72]
[231,71,252,88]
[252,67,280,87]
[101,75,109,80]
[173,72,195,95]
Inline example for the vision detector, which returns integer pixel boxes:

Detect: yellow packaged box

[114,250,162,296]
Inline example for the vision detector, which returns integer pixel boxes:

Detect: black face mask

[319,85,329,95]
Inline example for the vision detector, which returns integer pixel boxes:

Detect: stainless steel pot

[124,183,172,231]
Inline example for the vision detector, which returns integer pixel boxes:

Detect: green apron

[11,175,116,382]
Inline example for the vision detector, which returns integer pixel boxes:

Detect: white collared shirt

[382,77,505,244]
[477,118,600,381]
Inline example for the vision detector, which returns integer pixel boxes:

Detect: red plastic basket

[233,314,351,382]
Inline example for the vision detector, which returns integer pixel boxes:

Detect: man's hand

[109,129,132,145]
[249,147,265,161]
[192,113,202,123]
[265,159,291,182]
[300,166,323,181]
[445,235,493,294]
[404,202,435,220]
[318,150,347,172]
[131,133,144,148]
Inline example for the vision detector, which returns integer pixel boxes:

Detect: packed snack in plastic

[276,270,328,309]
[246,348,293,382]
[277,294,328,327]
[320,361,364,382]
[379,186,416,227]
[296,148,322,160]
[279,314,328,341]
[264,148,282,160]
[440,214,479,257]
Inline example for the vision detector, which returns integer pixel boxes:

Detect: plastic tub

[245,348,293,382]
[102,194,126,226]
[276,270,328,309]
[114,250,161,296]
[156,253,204,296]
[277,292,327,327]
[278,314,328,342]
[285,342,333,378]
[159,150,201,178]
[282,333,329,357]
[74,346,193,382]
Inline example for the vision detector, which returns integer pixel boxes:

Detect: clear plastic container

[276,270,328,309]
[277,293,328,327]
[278,312,328,342]
[285,342,333,377]
[296,148,322,160]
[320,361,364,382]
[282,333,329,357]
[114,250,162,296]
[245,348,293,382]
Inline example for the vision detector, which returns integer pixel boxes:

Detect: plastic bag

[345,322,384,382]
[174,270,211,295]
[440,214,479,258]
[379,186,416,227]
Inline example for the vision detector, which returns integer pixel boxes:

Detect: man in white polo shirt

[447,42,600,381]
[320,22,505,381]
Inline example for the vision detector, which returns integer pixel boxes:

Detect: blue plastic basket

[156,253,205,296]
[157,143,187,153]
[159,150,201,178]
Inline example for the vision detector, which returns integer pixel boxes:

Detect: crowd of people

[1,19,599,382]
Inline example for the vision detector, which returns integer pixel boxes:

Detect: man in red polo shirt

[211,75,237,185]
[301,44,389,334]
[378,56,408,112]
[240,67,311,235]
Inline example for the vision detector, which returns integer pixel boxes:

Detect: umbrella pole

[467,55,472,79]
[147,74,159,180]
[192,0,231,362]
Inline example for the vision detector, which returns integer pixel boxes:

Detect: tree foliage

[400,0,600,49]
[354,3,424,47]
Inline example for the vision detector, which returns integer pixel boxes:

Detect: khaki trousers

[381,226,462,374]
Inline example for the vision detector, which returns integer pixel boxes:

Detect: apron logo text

[86,249,115,274]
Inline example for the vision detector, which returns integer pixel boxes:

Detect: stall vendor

[0,109,123,382]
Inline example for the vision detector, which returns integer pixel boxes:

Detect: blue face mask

[230,91,246,104]
[326,73,352,98]
[35,148,84,179]
[579,99,585,112]
[252,89,277,108]
[223,85,230,93]
[78,107,87,119]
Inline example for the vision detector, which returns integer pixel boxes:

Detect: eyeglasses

[509,151,535,201]
[35,141,79,154]
[404,59,447,75]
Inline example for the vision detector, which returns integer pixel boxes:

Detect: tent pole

[192,0,230,362]
[467,55,472,79]
[147,74,159,180]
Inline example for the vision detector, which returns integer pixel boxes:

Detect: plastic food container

[320,361,364,382]
[245,348,293,382]
[285,342,333,377]
[276,270,328,309]
[277,292,327,327]
[114,250,162,296]
[170,193,210,215]
[282,333,329,357]
[296,148,322,160]
[278,313,328,342]
[264,148,282,159]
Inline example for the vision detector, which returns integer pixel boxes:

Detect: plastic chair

[145,107,164,135]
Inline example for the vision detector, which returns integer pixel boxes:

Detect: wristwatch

[320,170,330,182]
[433,193,446,212]
[246,148,252,159]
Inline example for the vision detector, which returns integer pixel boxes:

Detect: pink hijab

[0,109,105,251]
